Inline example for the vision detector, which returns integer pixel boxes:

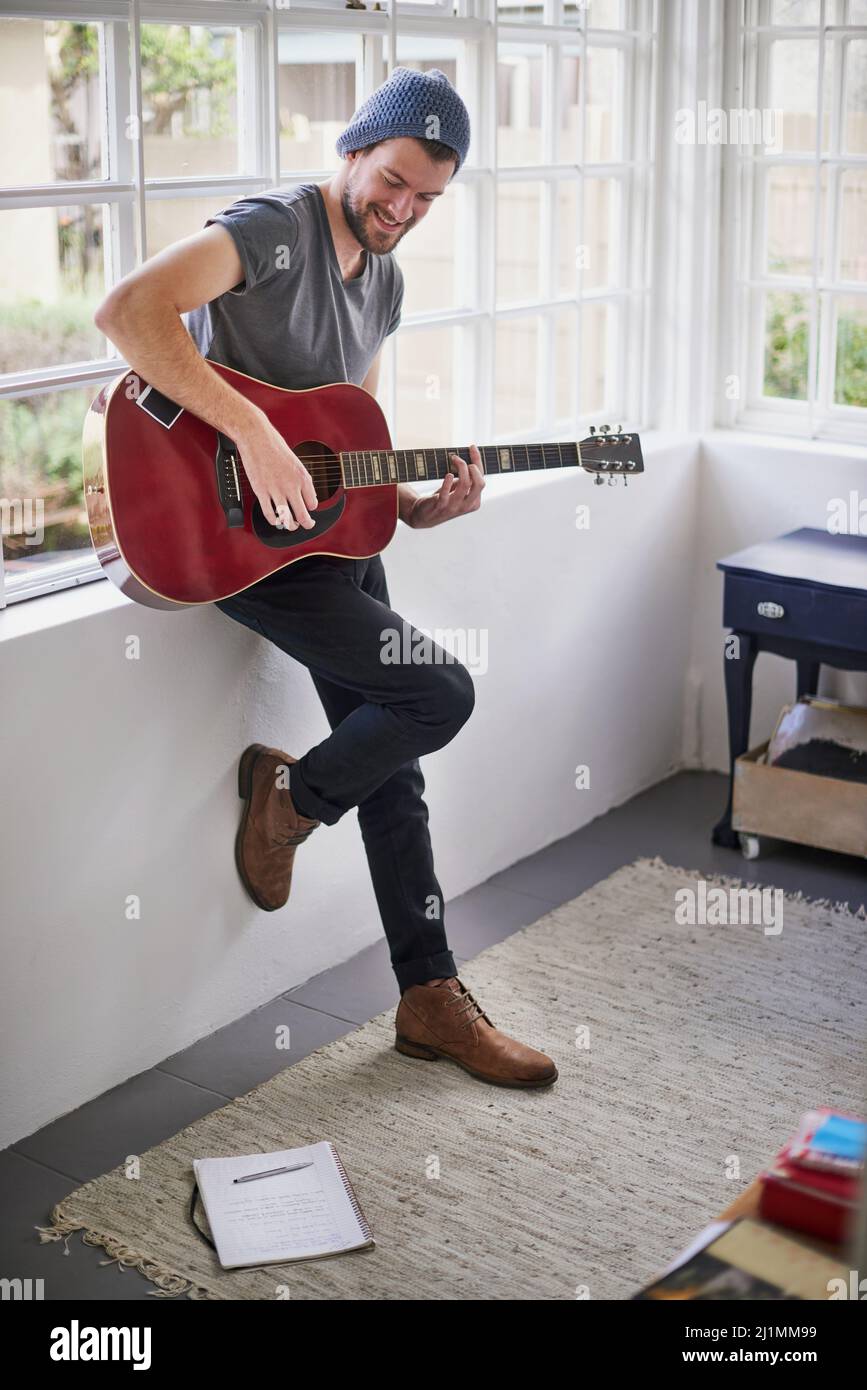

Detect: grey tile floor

[4,770,865,1300]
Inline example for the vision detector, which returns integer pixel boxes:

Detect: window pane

[498,45,544,166]
[394,181,459,315]
[558,182,580,295]
[583,177,619,289]
[763,289,809,399]
[555,308,578,420]
[145,194,233,257]
[564,0,626,25]
[497,182,543,303]
[0,386,94,571]
[767,40,832,153]
[771,0,820,21]
[765,165,824,275]
[0,19,103,184]
[557,178,619,294]
[587,0,626,26]
[395,41,461,84]
[0,205,108,372]
[279,32,357,174]
[581,301,614,415]
[141,25,240,178]
[558,49,581,164]
[495,317,538,433]
[834,295,867,406]
[844,40,867,155]
[497,0,545,21]
[394,328,455,449]
[586,47,622,162]
[840,170,867,281]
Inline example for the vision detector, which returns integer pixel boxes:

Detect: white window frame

[0,0,657,606]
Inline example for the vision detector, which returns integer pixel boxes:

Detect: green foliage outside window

[764,291,867,407]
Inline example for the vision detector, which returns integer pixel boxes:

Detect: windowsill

[701,428,867,463]
[0,431,690,644]
[6,425,853,646]
[0,568,132,645]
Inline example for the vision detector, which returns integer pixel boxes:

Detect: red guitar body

[82,362,397,610]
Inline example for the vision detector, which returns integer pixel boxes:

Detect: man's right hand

[236,413,319,531]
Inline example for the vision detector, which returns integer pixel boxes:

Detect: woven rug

[36,855,866,1300]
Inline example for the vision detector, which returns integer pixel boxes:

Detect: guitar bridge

[216,432,244,528]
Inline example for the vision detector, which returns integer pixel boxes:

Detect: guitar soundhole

[294,440,342,503]
[250,438,347,548]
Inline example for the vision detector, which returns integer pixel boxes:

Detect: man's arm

[360,350,381,399]
[360,348,419,525]
[93,224,318,531]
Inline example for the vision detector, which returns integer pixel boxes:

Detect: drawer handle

[757,601,785,619]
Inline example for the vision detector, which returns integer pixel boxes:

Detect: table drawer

[723,573,867,649]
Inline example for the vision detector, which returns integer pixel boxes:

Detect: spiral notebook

[193,1141,375,1270]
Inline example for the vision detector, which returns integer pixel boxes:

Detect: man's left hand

[405,446,485,529]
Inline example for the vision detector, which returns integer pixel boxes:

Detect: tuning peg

[615,424,622,434]
[593,474,604,485]
[589,425,597,434]
[600,424,611,434]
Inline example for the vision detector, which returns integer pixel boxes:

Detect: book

[633,1217,849,1300]
[787,1108,866,1175]
[193,1141,375,1270]
[759,1157,860,1246]
[757,1112,864,1246]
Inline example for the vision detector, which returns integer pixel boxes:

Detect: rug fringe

[633,853,867,921]
[34,1201,219,1300]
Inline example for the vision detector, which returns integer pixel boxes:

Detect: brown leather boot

[395,977,558,1088]
[235,743,320,911]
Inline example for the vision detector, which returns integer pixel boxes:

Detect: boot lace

[445,980,487,1029]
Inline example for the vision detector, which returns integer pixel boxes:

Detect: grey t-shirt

[183,181,403,390]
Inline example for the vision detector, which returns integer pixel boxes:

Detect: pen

[233,1161,314,1184]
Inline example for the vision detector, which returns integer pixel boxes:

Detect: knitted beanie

[335,66,470,175]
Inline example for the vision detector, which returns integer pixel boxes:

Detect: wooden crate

[733,740,867,859]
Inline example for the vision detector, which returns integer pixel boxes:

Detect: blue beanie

[335,66,470,175]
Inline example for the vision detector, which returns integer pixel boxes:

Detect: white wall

[0,435,696,1147]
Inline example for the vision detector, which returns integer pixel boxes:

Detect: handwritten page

[194,1141,371,1268]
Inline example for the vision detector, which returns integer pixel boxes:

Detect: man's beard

[341,176,411,253]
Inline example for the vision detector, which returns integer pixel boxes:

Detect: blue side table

[712,526,867,848]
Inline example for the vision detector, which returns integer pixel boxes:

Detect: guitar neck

[339,442,582,489]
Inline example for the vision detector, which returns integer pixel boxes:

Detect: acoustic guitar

[82,361,644,611]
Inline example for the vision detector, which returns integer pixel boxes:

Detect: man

[94,66,557,1089]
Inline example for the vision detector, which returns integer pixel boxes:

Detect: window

[722,0,867,439]
[0,0,658,606]
[391,0,657,451]
[0,5,268,604]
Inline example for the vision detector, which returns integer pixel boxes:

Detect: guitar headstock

[578,425,644,484]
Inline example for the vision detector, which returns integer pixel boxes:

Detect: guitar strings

[230,444,618,473]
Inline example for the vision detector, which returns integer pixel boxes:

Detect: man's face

[341,139,453,253]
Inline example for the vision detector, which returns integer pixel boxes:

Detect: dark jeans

[214,552,475,994]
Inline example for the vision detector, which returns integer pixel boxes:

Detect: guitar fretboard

[339,442,582,488]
